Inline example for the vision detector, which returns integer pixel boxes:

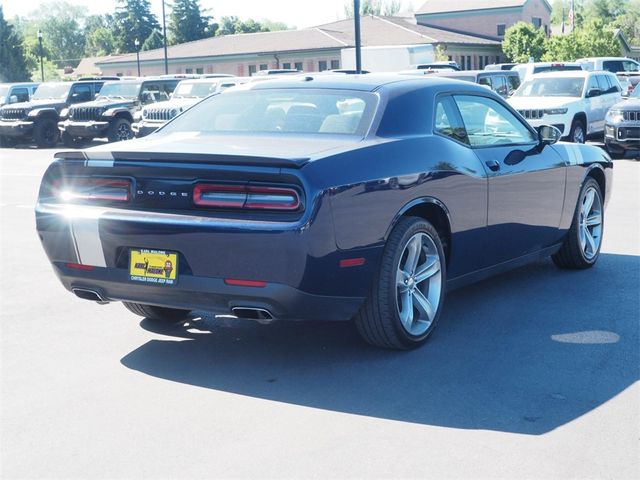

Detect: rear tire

[122,302,191,322]
[33,118,59,148]
[569,118,586,144]
[552,178,604,269]
[355,216,446,350]
[107,118,133,142]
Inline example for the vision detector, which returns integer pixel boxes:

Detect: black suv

[58,78,179,146]
[0,80,105,148]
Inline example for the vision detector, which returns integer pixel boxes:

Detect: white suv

[507,70,622,143]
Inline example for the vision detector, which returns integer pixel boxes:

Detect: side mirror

[8,95,18,104]
[538,125,562,146]
[586,88,601,98]
[94,93,100,99]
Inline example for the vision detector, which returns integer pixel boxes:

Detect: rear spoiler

[54,150,310,168]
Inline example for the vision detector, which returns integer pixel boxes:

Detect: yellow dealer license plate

[129,249,178,285]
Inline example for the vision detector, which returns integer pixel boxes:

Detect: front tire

[355,217,446,350]
[552,178,604,269]
[33,118,59,148]
[122,302,191,323]
[107,118,133,142]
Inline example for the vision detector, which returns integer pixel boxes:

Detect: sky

[0,0,416,29]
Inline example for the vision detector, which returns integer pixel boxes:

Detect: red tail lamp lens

[57,178,131,202]
[193,183,300,211]
[224,278,267,287]
[65,263,94,271]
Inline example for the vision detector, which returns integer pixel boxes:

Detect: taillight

[55,178,132,203]
[193,183,301,211]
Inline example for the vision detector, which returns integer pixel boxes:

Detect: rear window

[533,65,582,74]
[161,89,377,136]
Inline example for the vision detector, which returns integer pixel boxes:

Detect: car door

[585,74,604,132]
[453,94,566,264]
[598,74,622,112]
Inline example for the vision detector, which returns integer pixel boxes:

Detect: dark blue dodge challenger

[36,75,612,349]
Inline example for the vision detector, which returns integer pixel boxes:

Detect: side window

[586,75,600,96]
[622,61,639,72]
[507,75,521,95]
[433,96,468,145]
[12,88,30,102]
[478,76,492,88]
[70,84,92,103]
[602,60,623,73]
[454,95,537,147]
[141,83,167,103]
[492,76,508,97]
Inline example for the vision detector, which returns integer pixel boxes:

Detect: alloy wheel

[573,125,585,144]
[578,185,602,260]
[116,123,132,141]
[395,232,442,336]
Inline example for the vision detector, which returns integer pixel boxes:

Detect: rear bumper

[53,262,364,321]
[132,121,162,137]
[36,201,381,321]
[58,119,109,138]
[0,120,34,137]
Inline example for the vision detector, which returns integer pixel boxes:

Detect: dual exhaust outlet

[72,288,276,323]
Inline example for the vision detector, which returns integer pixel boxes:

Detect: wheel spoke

[412,288,435,323]
[414,255,440,284]
[579,225,587,251]
[586,213,601,227]
[396,267,409,291]
[585,229,596,255]
[582,189,595,217]
[399,290,413,329]
[403,235,421,274]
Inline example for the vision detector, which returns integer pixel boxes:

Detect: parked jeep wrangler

[0,80,105,148]
[58,78,179,146]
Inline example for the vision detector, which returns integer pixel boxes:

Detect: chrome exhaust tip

[72,288,109,305]
[231,307,275,324]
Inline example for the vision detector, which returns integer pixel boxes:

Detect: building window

[331,59,340,70]
[259,64,268,71]
[248,65,257,75]
[448,56,453,61]
[196,67,204,74]
[497,24,506,36]
[532,17,542,29]
[485,56,490,67]
[294,61,303,71]
[185,68,193,74]
[283,62,291,69]
[319,60,328,71]
[544,24,549,35]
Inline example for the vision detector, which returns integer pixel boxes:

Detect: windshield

[632,85,640,98]
[0,85,9,97]
[533,65,582,74]
[98,82,141,99]
[173,81,219,98]
[33,83,71,100]
[161,89,376,136]
[514,77,585,97]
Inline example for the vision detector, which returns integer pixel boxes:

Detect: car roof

[436,70,519,76]
[528,70,609,79]
[237,73,496,95]
[0,82,39,87]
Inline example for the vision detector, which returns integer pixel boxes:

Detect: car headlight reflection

[606,110,624,124]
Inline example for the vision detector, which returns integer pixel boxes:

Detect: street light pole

[37,30,44,82]
[354,0,361,74]
[161,0,169,74]
[134,38,141,77]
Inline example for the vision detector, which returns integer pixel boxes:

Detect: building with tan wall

[95,15,502,77]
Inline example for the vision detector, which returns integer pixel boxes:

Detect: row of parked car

[1,57,638,157]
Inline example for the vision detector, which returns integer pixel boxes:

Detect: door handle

[485,159,500,171]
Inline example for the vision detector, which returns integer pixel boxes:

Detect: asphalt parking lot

[1,144,638,479]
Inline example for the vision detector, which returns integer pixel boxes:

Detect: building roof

[97,15,499,67]
[416,0,549,15]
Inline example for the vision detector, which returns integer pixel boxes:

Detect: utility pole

[135,38,141,77]
[354,0,361,74]
[37,30,44,82]
[162,0,169,74]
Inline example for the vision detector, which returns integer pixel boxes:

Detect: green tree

[502,22,546,63]
[113,0,160,53]
[613,0,640,45]
[27,1,87,63]
[142,29,164,51]
[586,0,625,22]
[543,18,621,60]
[215,17,286,36]
[344,0,403,17]
[85,27,116,56]
[168,0,213,45]
[0,6,30,82]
